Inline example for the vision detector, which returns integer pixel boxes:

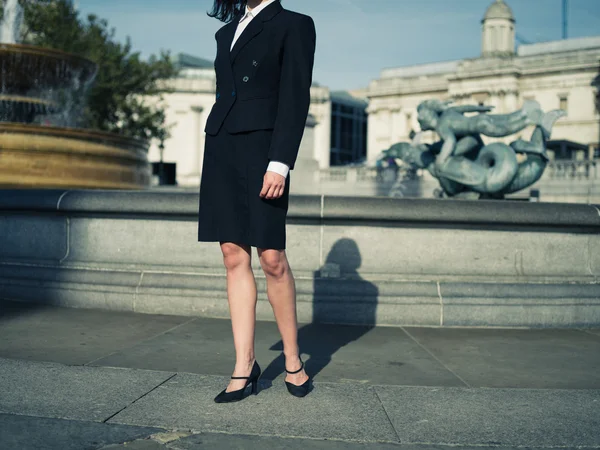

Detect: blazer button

[242,76,249,82]
[252,60,258,66]
[231,90,236,96]
[216,92,220,99]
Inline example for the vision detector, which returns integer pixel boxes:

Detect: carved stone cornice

[450,88,519,99]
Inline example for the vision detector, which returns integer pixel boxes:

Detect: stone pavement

[0,299,599,450]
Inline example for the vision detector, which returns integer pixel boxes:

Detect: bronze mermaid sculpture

[379,99,566,199]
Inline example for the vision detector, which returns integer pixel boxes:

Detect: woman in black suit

[198,0,316,402]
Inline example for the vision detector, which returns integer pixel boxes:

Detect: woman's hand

[259,171,286,199]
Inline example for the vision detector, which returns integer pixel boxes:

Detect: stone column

[290,114,320,195]
[390,107,401,143]
[310,86,331,169]
[191,106,204,179]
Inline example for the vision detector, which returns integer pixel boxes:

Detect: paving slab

[107,372,399,443]
[167,431,598,450]
[0,300,191,365]
[404,327,600,388]
[1,356,599,449]
[0,357,175,421]
[93,318,463,387]
[374,385,600,448]
[90,315,246,376]
[167,433,404,449]
[583,328,600,338]
[260,323,465,387]
[102,440,166,449]
[0,413,164,450]
[2,300,600,391]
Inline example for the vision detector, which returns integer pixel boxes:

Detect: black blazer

[204,1,316,170]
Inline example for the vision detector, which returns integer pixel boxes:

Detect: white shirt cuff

[267,160,289,178]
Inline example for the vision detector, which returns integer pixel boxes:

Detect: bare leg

[257,247,309,386]
[219,241,258,392]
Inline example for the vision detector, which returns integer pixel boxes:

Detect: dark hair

[207,0,245,23]
[207,0,280,23]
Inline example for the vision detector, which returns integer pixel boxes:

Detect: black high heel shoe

[214,360,261,403]
[284,356,311,398]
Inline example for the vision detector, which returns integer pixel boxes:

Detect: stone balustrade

[545,160,598,180]
[314,161,599,201]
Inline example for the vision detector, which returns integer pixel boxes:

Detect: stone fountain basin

[0,43,97,94]
[0,123,151,189]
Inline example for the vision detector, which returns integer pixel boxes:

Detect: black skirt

[197,115,291,250]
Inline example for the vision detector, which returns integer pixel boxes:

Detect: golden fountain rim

[0,95,54,106]
[0,122,148,151]
[0,43,97,72]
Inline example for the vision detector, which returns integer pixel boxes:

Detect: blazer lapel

[229,1,283,64]
[229,16,263,63]
[215,18,239,96]
[220,16,238,57]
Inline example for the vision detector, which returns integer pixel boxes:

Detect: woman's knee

[220,242,251,271]
[258,250,287,278]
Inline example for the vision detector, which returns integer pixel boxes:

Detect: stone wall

[0,189,599,327]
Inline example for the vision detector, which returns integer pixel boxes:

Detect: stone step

[1,357,598,448]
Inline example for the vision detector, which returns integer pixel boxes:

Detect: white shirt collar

[240,0,278,22]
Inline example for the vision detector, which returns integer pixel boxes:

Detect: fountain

[0,0,151,189]
[378,99,566,200]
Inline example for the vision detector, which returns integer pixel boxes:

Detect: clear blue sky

[77,0,600,91]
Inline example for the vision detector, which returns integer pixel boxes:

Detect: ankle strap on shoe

[285,358,304,374]
[230,375,250,379]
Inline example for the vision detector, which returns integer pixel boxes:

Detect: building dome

[483,0,515,22]
[481,0,516,57]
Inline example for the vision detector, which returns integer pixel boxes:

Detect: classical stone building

[366,0,600,163]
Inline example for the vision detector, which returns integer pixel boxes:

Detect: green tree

[2,0,177,144]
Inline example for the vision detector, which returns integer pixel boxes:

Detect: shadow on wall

[263,237,379,381]
[0,189,71,325]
